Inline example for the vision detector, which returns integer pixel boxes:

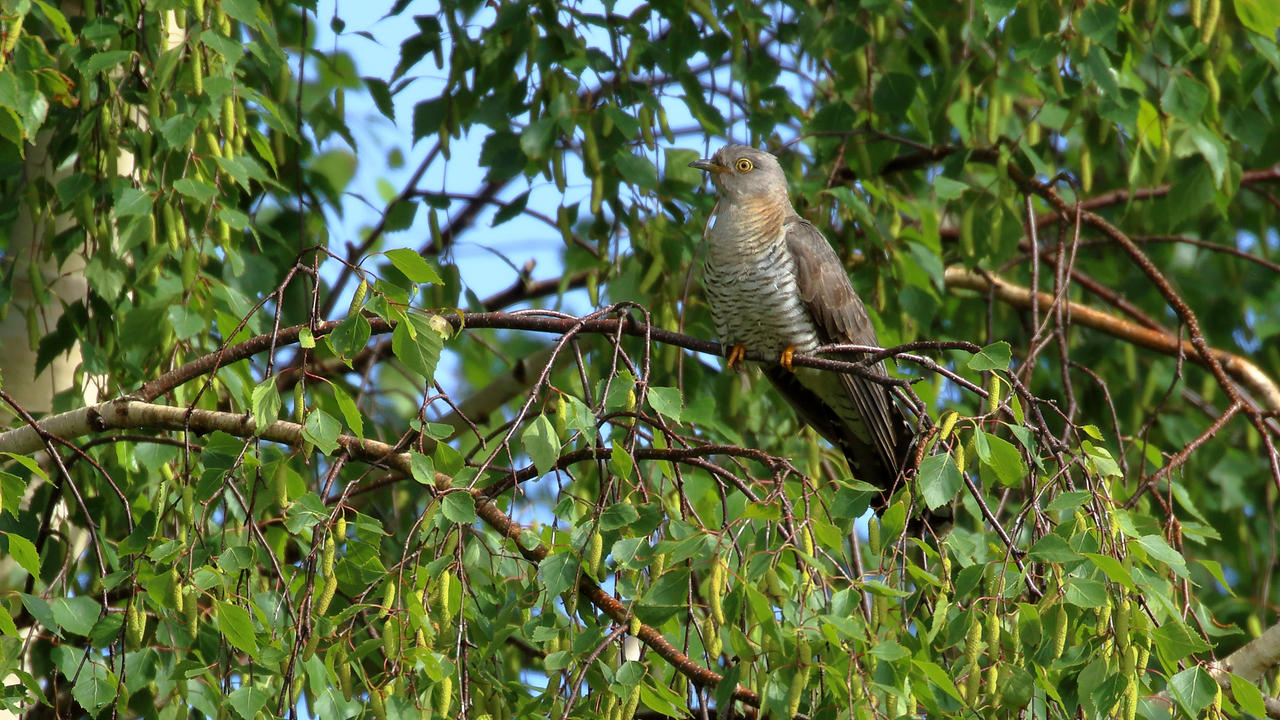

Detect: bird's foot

[779,346,796,372]
[726,344,747,370]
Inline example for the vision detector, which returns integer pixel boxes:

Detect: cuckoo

[690,144,913,511]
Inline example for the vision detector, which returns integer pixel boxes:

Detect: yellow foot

[779,345,796,372]
[726,344,747,370]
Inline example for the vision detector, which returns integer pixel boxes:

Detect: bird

[689,144,915,513]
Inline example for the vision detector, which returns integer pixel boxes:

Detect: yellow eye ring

[734,158,754,173]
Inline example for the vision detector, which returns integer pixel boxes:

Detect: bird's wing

[782,216,907,487]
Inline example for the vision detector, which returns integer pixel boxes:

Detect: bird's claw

[726,344,747,370]
[779,346,796,372]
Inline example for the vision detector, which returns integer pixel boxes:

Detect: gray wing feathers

[783,217,906,486]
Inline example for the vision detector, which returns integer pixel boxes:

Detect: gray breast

[703,224,822,357]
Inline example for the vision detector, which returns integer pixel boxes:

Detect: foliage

[1,0,1279,719]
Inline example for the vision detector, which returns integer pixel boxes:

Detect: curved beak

[689,158,727,174]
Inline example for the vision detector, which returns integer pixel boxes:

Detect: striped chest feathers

[703,205,820,354]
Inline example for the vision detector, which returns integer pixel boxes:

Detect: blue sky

[313,0,593,302]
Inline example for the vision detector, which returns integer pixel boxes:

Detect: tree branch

[0,399,766,709]
[944,267,1280,412]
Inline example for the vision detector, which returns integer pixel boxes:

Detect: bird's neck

[708,196,792,258]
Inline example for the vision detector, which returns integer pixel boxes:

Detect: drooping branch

[0,398,767,710]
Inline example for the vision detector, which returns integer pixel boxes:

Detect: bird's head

[689,145,790,203]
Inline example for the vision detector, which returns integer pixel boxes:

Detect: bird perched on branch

[690,144,917,514]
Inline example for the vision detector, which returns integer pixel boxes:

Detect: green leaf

[932,176,969,200]
[519,116,557,160]
[1028,534,1078,563]
[1152,619,1211,662]
[613,150,658,190]
[227,684,270,720]
[327,312,371,360]
[391,313,445,381]
[382,199,418,233]
[1082,553,1135,591]
[3,531,39,577]
[1186,123,1229,187]
[441,492,476,524]
[215,600,259,659]
[88,608,124,650]
[873,72,917,115]
[966,342,1011,371]
[409,451,435,486]
[1044,490,1092,513]
[330,384,364,438]
[539,552,577,596]
[71,662,116,715]
[1162,74,1209,125]
[0,604,17,637]
[1195,559,1232,596]
[645,386,683,422]
[491,190,529,226]
[1168,666,1216,717]
[610,538,647,568]
[977,431,1026,487]
[434,441,463,476]
[20,594,59,638]
[1063,577,1107,607]
[1077,3,1118,51]
[115,187,153,217]
[31,0,74,43]
[917,454,962,511]
[521,414,560,476]
[643,567,691,607]
[384,248,443,284]
[302,409,341,455]
[609,443,634,481]
[912,658,962,702]
[1082,441,1122,479]
[0,470,22,516]
[1135,534,1187,576]
[83,50,133,76]
[221,0,262,27]
[167,305,205,340]
[1230,672,1267,717]
[599,502,640,531]
[173,177,218,204]
[51,596,101,636]
[869,640,909,660]
[250,378,281,432]
[1236,0,1280,37]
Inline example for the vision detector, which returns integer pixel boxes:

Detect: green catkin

[383,617,399,657]
[1052,606,1069,659]
[126,600,145,648]
[349,279,368,316]
[170,568,183,611]
[702,615,721,661]
[1201,0,1219,45]
[381,579,396,616]
[184,585,199,635]
[587,531,604,579]
[435,676,453,716]
[620,683,641,720]
[707,556,726,624]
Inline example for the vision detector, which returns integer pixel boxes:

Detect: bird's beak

[689,158,728,174]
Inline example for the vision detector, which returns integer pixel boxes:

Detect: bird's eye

[734,158,754,173]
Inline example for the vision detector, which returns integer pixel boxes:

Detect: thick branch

[944,267,1280,412]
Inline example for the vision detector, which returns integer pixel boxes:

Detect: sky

[311,0,599,303]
